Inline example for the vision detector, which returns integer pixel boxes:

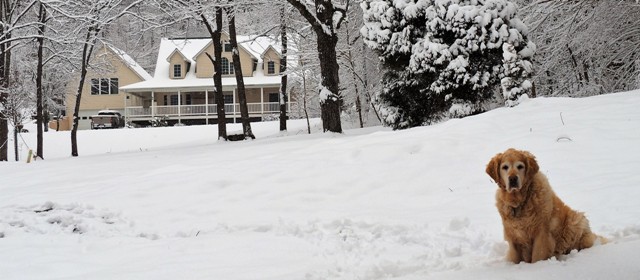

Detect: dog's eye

[502,165,509,170]
[517,164,525,170]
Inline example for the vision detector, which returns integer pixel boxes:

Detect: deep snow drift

[1,91,639,279]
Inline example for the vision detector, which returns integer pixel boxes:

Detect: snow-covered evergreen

[361,0,535,129]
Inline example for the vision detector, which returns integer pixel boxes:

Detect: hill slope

[1,91,639,279]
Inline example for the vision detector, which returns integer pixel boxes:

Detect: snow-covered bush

[361,0,535,129]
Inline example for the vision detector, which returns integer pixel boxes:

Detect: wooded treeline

[0,0,638,161]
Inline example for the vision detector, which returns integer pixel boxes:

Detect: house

[120,34,288,127]
[56,34,289,130]
[56,44,152,130]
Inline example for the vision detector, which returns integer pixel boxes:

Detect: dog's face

[486,149,539,193]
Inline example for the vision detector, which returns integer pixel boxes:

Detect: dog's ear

[486,153,502,183]
[523,151,539,178]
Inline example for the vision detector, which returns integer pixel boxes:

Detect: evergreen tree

[361,0,535,129]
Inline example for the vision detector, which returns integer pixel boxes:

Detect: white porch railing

[125,102,290,118]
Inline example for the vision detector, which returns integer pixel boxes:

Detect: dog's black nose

[509,176,518,188]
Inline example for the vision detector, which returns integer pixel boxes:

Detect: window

[224,94,233,104]
[267,61,275,74]
[100,79,110,95]
[91,78,118,95]
[269,93,279,103]
[173,64,182,78]
[221,57,234,75]
[91,79,99,95]
[110,78,119,95]
[185,94,192,105]
[170,95,179,105]
[224,43,232,52]
[269,92,287,103]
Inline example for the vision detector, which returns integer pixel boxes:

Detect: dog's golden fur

[486,148,604,263]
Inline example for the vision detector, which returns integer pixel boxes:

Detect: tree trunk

[0,9,9,161]
[71,29,98,157]
[286,0,343,133]
[43,107,49,132]
[279,5,288,131]
[12,122,17,161]
[567,44,584,88]
[227,7,254,139]
[345,28,363,128]
[0,45,8,161]
[317,33,342,133]
[362,43,381,123]
[35,2,46,159]
[302,71,310,134]
[201,8,226,140]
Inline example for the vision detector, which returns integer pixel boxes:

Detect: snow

[106,44,153,81]
[362,0,535,121]
[319,86,333,102]
[121,37,285,92]
[2,92,640,279]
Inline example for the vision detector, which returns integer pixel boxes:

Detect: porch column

[233,88,237,123]
[151,91,156,118]
[178,90,182,124]
[123,93,128,124]
[205,89,209,125]
[260,87,264,115]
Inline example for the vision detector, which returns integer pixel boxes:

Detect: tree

[35,1,46,159]
[47,0,144,157]
[226,4,255,139]
[335,1,383,128]
[285,0,350,133]
[0,0,38,162]
[361,0,534,129]
[3,77,31,161]
[285,22,322,134]
[279,4,288,131]
[154,0,230,140]
[516,0,640,97]
[201,6,228,141]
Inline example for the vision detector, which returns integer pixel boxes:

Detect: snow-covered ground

[1,91,640,279]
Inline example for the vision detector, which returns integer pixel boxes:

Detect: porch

[123,87,290,125]
[125,102,289,123]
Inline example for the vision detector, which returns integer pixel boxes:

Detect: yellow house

[56,44,152,130]
[121,34,289,126]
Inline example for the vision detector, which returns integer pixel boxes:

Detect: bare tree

[44,0,144,157]
[336,1,381,128]
[3,78,30,161]
[153,0,230,140]
[35,1,46,159]
[279,4,288,131]
[518,0,640,96]
[0,0,38,161]
[285,0,350,133]
[202,6,228,140]
[227,4,254,139]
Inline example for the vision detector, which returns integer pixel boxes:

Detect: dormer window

[173,64,182,78]
[267,61,275,74]
[222,57,234,75]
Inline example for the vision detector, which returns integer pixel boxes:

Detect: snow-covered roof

[122,36,289,92]
[106,44,152,81]
[166,48,191,63]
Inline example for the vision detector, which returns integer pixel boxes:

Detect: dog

[486,148,605,263]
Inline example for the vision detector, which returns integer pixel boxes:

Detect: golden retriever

[486,148,605,263]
